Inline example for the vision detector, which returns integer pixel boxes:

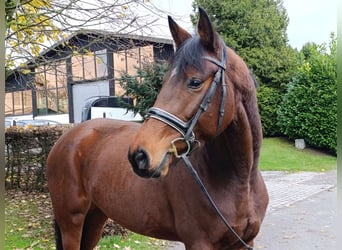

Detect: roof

[6,30,174,88]
[53,29,173,50]
[37,29,173,62]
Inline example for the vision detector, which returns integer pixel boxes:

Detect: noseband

[145,40,227,157]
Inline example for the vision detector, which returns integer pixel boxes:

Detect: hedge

[256,85,282,136]
[277,39,337,154]
[5,125,73,192]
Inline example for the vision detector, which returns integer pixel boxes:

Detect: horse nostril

[128,148,151,178]
[135,150,148,170]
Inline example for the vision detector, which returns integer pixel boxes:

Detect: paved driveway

[165,170,337,249]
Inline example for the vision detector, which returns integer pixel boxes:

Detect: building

[5,30,174,123]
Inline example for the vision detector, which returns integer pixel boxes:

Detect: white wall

[72,80,110,123]
[90,107,142,121]
[6,114,70,124]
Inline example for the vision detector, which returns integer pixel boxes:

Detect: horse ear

[197,7,219,52]
[168,16,192,49]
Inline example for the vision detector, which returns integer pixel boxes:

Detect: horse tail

[54,220,63,250]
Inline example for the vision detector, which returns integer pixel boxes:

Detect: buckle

[168,137,191,158]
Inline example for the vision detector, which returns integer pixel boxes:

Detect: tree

[5,0,163,78]
[277,34,337,154]
[5,0,60,77]
[118,61,168,118]
[190,1,298,136]
[191,0,297,90]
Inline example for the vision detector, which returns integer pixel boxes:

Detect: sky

[151,0,337,49]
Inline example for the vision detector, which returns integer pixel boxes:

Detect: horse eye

[187,78,203,89]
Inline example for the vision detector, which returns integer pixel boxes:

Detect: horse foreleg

[50,189,90,249]
[80,204,108,250]
[55,211,87,250]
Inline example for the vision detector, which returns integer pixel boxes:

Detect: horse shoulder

[47,119,140,172]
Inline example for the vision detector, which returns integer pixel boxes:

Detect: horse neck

[201,103,262,184]
[201,134,247,179]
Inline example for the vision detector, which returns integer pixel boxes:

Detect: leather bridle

[145,40,227,158]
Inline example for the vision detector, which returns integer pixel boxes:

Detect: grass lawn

[5,137,336,249]
[259,137,336,172]
[98,234,166,249]
[4,191,165,250]
[5,191,55,250]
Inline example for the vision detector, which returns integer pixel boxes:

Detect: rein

[181,155,253,250]
[145,42,253,250]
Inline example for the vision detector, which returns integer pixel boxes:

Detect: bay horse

[47,7,268,250]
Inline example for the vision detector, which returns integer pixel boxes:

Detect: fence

[5,125,73,192]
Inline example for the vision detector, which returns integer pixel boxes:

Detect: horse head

[128,8,235,178]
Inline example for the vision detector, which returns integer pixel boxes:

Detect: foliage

[191,0,297,90]
[277,34,337,154]
[5,0,165,78]
[5,0,63,77]
[5,125,72,191]
[6,0,60,52]
[256,85,281,136]
[118,61,168,118]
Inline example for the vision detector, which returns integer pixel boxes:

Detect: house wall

[5,35,173,124]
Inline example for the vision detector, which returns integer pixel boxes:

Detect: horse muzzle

[128,148,172,178]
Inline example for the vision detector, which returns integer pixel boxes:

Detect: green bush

[277,36,337,154]
[257,85,281,136]
[118,62,168,118]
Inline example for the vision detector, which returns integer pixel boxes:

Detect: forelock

[172,37,205,74]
